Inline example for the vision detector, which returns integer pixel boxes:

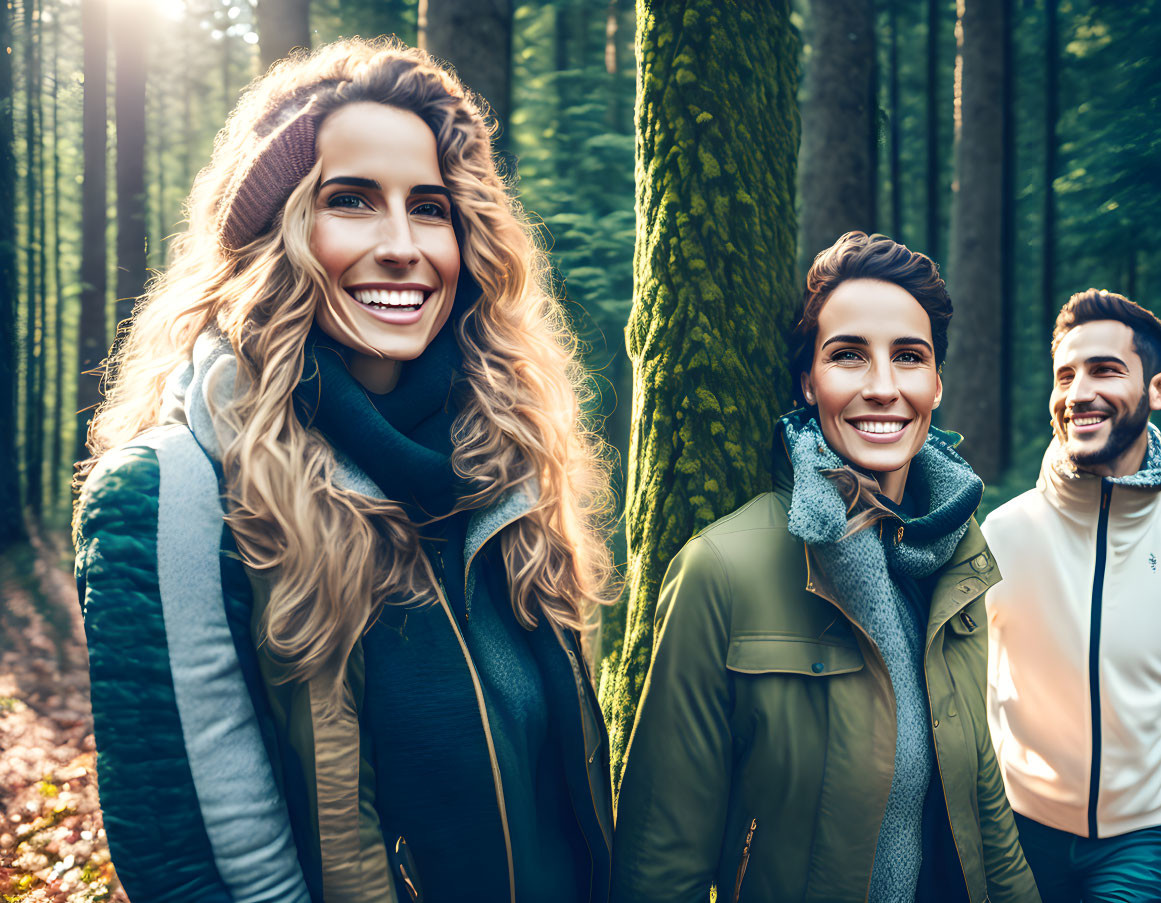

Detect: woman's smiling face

[311,102,460,392]
[801,278,943,502]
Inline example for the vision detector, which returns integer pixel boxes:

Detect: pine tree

[602,0,800,786]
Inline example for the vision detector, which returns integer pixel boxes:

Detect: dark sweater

[301,329,585,901]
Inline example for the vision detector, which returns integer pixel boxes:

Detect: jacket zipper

[732,817,757,903]
[422,555,516,903]
[549,621,613,902]
[1087,480,1112,839]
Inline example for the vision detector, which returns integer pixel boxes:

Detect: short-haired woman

[611,232,1040,903]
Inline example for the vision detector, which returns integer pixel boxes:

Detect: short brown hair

[790,231,952,406]
[1052,288,1161,382]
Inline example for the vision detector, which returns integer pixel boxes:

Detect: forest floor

[0,528,127,903]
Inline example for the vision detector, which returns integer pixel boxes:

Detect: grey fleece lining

[144,423,310,903]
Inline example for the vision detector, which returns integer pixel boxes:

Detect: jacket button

[971,553,988,573]
[933,718,940,728]
[895,526,904,544]
[811,662,825,673]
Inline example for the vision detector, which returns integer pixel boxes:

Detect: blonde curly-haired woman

[74,40,615,903]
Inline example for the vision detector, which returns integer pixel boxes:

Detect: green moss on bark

[601,0,800,790]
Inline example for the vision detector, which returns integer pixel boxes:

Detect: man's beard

[1065,393,1151,468]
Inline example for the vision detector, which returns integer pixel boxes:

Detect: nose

[860,357,899,404]
[1066,371,1097,406]
[373,211,421,268]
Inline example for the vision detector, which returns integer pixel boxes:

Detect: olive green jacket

[611,459,1040,903]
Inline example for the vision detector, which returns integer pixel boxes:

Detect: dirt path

[0,529,128,903]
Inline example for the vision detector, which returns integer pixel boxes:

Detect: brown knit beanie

[217,96,322,251]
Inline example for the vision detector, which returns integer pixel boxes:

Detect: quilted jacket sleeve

[76,445,234,902]
[76,439,312,903]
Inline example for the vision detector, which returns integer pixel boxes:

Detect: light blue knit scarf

[781,409,983,902]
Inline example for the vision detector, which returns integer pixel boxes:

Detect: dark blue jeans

[1015,812,1161,903]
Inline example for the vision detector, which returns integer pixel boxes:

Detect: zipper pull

[733,818,758,902]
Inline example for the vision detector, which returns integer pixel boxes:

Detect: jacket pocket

[732,817,758,903]
[725,635,864,677]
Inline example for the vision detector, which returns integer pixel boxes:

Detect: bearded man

[984,289,1161,902]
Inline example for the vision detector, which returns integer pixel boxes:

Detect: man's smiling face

[1050,319,1157,475]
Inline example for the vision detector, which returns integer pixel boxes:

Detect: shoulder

[658,491,804,627]
[980,486,1047,550]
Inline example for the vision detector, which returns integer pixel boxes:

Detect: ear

[932,369,943,410]
[800,370,815,406]
[1149,371,1161,412]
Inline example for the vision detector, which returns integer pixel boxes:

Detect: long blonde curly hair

[78,39,617,685]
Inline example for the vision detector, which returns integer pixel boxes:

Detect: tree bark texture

[23,0,44,514]
[1041,0,1057,340]
[925,0,940,256]
[257,0,311,70]
[113,0,149,329]
[603,0,800,787]
[77,0,108,459]
[798,0,875,264]
[0,0,25,544]
[419,0,513,140]
[944,0,1007,482]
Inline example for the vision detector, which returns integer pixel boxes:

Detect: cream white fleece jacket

[983,424,1161,839]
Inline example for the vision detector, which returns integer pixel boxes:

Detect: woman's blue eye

[412,201,450,219]
[831,350,863,362]
[327,193,367,209]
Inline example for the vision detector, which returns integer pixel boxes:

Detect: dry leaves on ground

[0,531,128,903]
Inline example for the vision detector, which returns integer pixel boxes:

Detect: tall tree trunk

[0,0,25,545]
[603,0,800,786]
[257,0,310,70]
[888,0,902,239]
[77,0,108,460]
[113,0,149,329]
[50,1,66,509]
[999,0,1013,471]
[418,0,513,144]
[944,0,1007,481]
[24,0,44,515]
[798,0,875,265]
[1042,0,1058,340]
[925,0,940,256]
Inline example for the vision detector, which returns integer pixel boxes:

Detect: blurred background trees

[3,0,1161,751]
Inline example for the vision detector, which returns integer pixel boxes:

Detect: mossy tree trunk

[602,0,800,788]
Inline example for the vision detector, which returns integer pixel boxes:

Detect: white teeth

[1072,416,1105,426]
[851,420,907,434]
[351,289,425,310]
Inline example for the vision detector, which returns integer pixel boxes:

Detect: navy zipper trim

[1087,479,1112,840]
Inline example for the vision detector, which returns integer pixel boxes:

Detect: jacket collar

[1038,422,1161,522]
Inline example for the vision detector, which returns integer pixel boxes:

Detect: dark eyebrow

[1086,355,1127,368]
[820,334,868,350]
[892,336,934,353]
[319,176,381,190]
[411,184,452,199]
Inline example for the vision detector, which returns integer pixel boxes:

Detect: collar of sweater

[1038,421,1161,516]
[778,408,982,579]
[294,325,461,521]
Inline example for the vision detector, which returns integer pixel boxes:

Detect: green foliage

[601,0,801,788]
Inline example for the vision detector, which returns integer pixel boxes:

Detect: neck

[350,353,401,394]
[1072,429,1150,478]
[876,462,910,504]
